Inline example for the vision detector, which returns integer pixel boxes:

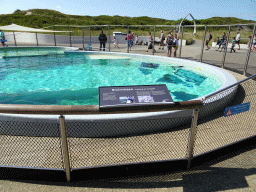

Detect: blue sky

[2,0,256,21]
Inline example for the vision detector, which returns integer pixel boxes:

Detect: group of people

[99,30,180,57]
[248,34,256,52]
[98,29,256,53]
[206,30,256,53]
[145,30,179,57]
[213,31,242,53]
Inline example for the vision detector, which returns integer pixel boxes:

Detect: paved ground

[0,42,256,191]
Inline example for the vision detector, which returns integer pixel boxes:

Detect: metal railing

[3,23,255,75]
[0,73,255,182]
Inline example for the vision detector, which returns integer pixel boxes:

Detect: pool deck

[0,43,255,191]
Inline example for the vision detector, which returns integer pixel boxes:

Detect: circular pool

[0,49,238,137]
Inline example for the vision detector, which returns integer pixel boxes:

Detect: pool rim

[0,50,237,122]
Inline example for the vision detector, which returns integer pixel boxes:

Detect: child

[112,37,119,48]
[219,36,227,52]
[215,37,221,50]
[135,35,139,45]
[230,37,236,53]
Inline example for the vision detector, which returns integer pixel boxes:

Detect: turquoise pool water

[0,52,223,105]
[0,47,69,58]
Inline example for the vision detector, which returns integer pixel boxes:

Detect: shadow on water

[0,88,99,105]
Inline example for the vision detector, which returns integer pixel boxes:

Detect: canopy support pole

[13,31,17,47]
[35,32,39,46]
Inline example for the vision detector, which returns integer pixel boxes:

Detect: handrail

[0,101,203,115]
[204,74,256,100]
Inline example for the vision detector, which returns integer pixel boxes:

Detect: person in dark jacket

[98,31,107,51]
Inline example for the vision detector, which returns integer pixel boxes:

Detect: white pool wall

[0,51,238,137]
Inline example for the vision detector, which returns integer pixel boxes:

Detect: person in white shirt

[235,31,241,50]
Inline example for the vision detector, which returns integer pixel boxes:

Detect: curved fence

[0,74,255,182]
[4,23,256,76]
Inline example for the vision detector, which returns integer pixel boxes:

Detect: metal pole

[59,115,71,182]
[69,26,72,47]
[200,26,207,62]
[127,26,129,53]
[222,25,231,68]
[187,109,200,169]
[89,26,91,49]
[153,26,155,55]
[243,24,256,76]
[53,26,56,46]
[13,31,17,47]
[108,25,111,52]
[82,27,84,50]
[35,32,39,46]
[179,26,184,58]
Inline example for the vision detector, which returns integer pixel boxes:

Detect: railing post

[59,115,71,182]
[222,25,231,68]
[108,24,111,52]
[13,31,17,47]
[179,26,184,58]
[35,32,39,46]
[200,26,207,62]
[187,108,200,169]
[243,24,256,76]
[69,26,72,47]
[82,27,84,50]
[127,25,129,53]
[89,26,91,50]
[53,26,56,46]
[153,26,155,55]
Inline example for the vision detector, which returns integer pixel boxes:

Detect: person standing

[235,31,241,50]
[145,32,153,52]
[0,30,6,47]
[253,34,256,51]
[173,33,179,57]
[166,31,173,57]
[159,30,165,50]
[127,31,133,51]
[205,31,212,50]
[98,31,107,51]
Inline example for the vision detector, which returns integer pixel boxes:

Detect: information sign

[224,102,250,117]
[99,84,173,109]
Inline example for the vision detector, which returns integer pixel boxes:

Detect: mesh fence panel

[201,26,230,67]
[128,26,154,55]
[108,25,127,52]
[66,115,192,169]
[242,25,256,76]
[179,26,205,61]
[89,26,109,52]
[194,78,256,157]
[224,25,254,74]
[0,120,63,169]
[154,26,177,57]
